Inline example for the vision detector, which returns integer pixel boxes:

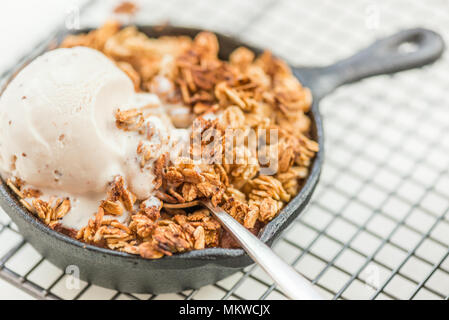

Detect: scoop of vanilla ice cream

[0,47,135,194]
[0,46,191,230]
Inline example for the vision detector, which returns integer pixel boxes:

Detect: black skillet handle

[294,28,444,100]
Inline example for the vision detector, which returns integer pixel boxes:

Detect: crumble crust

[8,21,318,258]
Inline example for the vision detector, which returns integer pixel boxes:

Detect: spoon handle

[202,201,323,300]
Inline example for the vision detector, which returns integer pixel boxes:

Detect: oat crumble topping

[8,21,318,259]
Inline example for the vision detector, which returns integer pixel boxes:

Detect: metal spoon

[201,200,323,300]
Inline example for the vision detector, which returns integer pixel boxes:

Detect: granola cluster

[9,21,318,259]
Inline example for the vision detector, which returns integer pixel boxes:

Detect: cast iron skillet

[0,26,444,294]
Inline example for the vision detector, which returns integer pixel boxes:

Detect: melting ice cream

[0,47,189,229]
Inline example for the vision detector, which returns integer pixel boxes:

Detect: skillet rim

[0,25,323,264]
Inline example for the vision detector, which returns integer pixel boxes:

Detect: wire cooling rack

[1,0,449,300]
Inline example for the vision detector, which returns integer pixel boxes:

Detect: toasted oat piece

[54,198,71,219]
[163,200,201,209]
[113,1,138,15]
[100,200,124,216]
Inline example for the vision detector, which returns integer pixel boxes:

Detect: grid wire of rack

[0,0,449,300]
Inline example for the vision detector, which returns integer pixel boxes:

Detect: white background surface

[0,0,449,300]
[0,1,89,73]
